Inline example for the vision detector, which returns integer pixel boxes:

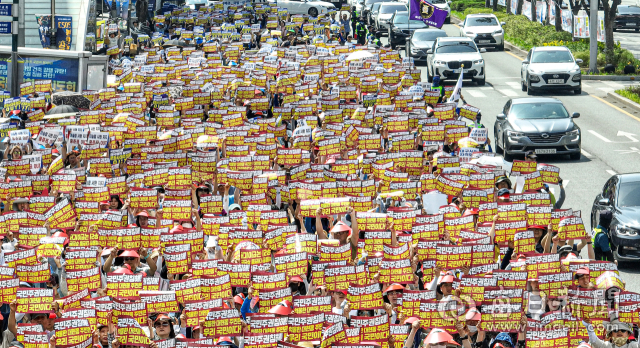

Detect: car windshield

[435,42,478,53]
[618,181,640,207]
[431,0,447,3]
[393,14,428,26]
[510,103,570,119]
[531,50,574,63]
[413,30,447,41]
[365,0,383,5]
[467,17,498,26]
[619,6,640,14]
[380,4,407,13]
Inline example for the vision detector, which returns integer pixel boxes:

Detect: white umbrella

[470,155,513,173]
[345,50,373,61]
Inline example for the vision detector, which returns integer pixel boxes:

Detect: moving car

[355,0,383,14]
[407,28,447,61]
[431,0,451,23]
[591,173,640,261]
[271,0,337,16]
[367,2,383,25]
[388,11,428,49]
[614,5,640,32]
[460,13,504,50]
[427,36,486,85]
[494,97,581,161]
[375,2,408,32]
[521,46,583,95]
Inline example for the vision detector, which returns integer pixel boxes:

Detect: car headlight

[465,31,474,35]
[433,60,445,65]
[507,130,525,141]
[529,74,540,82]
[567,129,580,141]
[615,225,638,236]
[493,29,503,34]
[380,19,389,23]
[474,59,483,64]
[410,47,421,53]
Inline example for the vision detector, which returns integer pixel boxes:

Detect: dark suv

[388,11,428,49]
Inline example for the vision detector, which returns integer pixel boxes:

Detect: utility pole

[9,0,18,96]
[589,0,598,73]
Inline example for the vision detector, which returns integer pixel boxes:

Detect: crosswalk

[459,80,640,98]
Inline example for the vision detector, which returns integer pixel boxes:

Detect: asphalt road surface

[382,24,640,289]
[615,0,640,57]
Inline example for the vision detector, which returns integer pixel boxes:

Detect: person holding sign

[103,248,155,277]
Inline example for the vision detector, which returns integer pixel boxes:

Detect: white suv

[460,13,505,50]
[427,37,486,85]
[521,46,583,95]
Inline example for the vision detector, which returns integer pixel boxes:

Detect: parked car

[427,36,486,85]
[615,5,640,31]
[460,13,504,50]
[270,0,337,16]
[363,0,385,24]
[493,97,581,161]
[367,2,383,25]
[407,28,447,61]
[592,173,640,261]
[355,0,383,14]
[521,46,582,95]
[388,11,428,49]
[375,2,407,32]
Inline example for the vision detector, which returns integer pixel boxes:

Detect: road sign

[0,21,11,34]
[0,4,11,16]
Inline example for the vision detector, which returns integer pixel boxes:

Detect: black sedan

[615,5,640,32]
[592,173,640,261]
[388,11,428,49]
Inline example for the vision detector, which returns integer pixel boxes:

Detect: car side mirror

[576,58,583,64]
[480,48,486,53]
[572,112,580,118]
[522,60,529,64]
[500,21,505,26]
[448,0,452,4]
[497,113,506,120]
[599,198,611,206]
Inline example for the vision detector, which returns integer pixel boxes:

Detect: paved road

[382,25,640,289]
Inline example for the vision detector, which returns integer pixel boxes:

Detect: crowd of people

[0,1,634,348]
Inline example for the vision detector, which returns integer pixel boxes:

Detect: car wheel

[527,81,535,95]
[521,79,527,91]
[574,87,582,95]
[636,28,639,32]
[475,76,485,86]
[570,152,581,160]
[503,139,513,161]
[613,28,617,32]
[445,17,450,24]
[308,7,318,17]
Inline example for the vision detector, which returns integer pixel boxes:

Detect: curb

[606,91,640,113]
[451,14,640,80]
[583,75,640,81]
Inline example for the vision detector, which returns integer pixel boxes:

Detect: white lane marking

[505,81,521,89]
[581,82,591,88]
[614,146,640,154]
[581,149,593,157]
[467,90,487,98]
[602,81,623,88]
[598,87,615,93]
[588,130,612,143]
[498,89,518,97]
[606,170,617,176]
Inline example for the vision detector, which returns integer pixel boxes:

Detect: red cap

[100,201,110,206]
[528,224,546,230]
[267,300,293,315]
[329,221,352,235]
[154,313,171,323]
[119,249,140,258]
[234,293,246,305]
[465,308,481,321]
[384,283,405,293]
[217,337,233,344]
[439,274,455,284]
[136,210,150,217]
[10,110,20,115]
[576,267,590,276]
[404,316,420,324]
[111,264,134,275]
[289,276,303,283]
[463,208,479,216]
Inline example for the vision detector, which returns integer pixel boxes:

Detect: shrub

[573,51,589,67]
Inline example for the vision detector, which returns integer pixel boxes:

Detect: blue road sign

[0,22,11,34]
[0,4,11,16]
